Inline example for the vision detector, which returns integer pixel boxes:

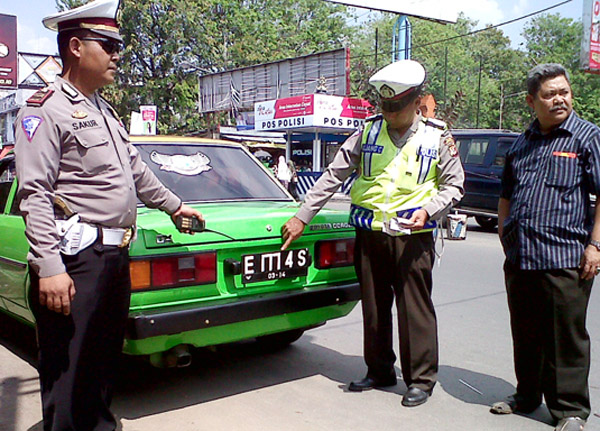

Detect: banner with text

[0,14,17,89]
[254,94,372,132]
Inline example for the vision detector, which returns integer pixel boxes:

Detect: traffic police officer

[281,60,464,407]
[14,0,203,429]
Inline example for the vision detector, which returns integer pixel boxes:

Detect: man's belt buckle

[119,228,133,248]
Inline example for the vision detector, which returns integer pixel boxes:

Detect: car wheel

[475,216,498,230]
[256,328,305,350]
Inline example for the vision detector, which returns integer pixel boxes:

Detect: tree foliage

[56,0,350,134]
[52,2,599,134]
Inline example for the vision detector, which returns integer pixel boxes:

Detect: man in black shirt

[491,63,600,431]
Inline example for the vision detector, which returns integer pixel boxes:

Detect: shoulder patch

[366,113,383,122]
[425,117,447,130]
[443,136,459,158]
[26,88,54,107]
[21,116,44,142]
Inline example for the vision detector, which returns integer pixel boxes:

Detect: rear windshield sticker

[150,151,212,176]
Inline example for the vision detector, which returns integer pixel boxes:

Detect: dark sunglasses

[80,37,122,54]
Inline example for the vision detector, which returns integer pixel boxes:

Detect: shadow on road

[0,312,38,367]
[112,332,367,421]
[438,365,553,426]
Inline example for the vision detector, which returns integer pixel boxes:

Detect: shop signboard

[254,94,371,132]
[0,14,17,89]
[582,0,600,73]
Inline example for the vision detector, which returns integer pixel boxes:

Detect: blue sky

[0,0,584,55]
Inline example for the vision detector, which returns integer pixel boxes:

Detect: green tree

[350,14,528,130]
[55,0,351,134]
[523,13,600,124]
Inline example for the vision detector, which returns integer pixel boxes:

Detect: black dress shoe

[348,376,397,392]
[401,387,431,407]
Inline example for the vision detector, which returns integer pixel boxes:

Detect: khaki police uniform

[296,114,464,392]
[15,76,181,430]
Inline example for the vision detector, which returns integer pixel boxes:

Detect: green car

[0,136,359,367]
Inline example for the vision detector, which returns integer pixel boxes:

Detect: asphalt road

[1,215,599,431]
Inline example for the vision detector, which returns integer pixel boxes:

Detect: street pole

[476,57,482,128]
[443,46,448,111]
[375,28,378,70]
[499,84,504,130]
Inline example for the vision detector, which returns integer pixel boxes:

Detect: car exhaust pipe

[149,344,192,368]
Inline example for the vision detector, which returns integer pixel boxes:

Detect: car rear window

[134,143,290,203]
[464,139,490,165]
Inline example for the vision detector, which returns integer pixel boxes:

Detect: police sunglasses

[80,37,123,54]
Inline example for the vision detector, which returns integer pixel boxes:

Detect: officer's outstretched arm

[281,216,306,251]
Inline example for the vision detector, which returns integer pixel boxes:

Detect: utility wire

[353,0,572,60]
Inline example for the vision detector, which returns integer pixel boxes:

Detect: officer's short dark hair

[57,29,92,62]
[526,63,571,96]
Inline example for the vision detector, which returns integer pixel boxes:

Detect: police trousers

[504,261,593,421]
[29,244,131,431]
[355,228,438,392]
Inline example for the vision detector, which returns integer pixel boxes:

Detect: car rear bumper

[125,282,361,340]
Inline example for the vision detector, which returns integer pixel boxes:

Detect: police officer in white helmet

[282,59,464,407]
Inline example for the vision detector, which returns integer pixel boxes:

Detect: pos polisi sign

[254,94,372,132]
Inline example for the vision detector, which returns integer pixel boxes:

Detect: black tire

[475,215,498,230]
[256,328,305,350]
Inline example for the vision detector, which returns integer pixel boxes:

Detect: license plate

[242,248,311,283]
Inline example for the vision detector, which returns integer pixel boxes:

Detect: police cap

[369,60,426,112]
[43,0,123,42]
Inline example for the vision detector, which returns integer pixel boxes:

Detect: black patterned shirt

[500,111,600,270]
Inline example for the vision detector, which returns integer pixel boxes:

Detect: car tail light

[130,252,217,291]
[315,238,355,269]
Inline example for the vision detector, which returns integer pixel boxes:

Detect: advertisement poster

[140,105,157,135]
[0,14,17,89]
[582,0,600,72]
[254,94,371,132]
[590,0,600,70]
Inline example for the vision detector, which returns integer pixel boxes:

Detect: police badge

[379,84,396,99]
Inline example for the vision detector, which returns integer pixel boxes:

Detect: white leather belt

[56,215,133,255]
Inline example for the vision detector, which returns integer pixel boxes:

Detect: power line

[352,0,573,60]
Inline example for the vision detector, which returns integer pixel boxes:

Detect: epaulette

[365,113,383,122]
[424,117,447,130]
[27,88,54,107]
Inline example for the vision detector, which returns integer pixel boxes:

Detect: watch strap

[589,239,600,251]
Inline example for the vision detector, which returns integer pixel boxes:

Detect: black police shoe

[401,387,432,407]
[348,376,397,392]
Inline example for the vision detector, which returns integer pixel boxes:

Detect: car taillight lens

[315,238,355,269]
[130,252,217,291]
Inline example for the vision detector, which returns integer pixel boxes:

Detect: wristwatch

[589,240,600,251]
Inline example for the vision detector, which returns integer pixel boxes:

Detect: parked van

[451,129,520,230]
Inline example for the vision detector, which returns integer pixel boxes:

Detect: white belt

[56,215,133,255]
[102,227,132,246]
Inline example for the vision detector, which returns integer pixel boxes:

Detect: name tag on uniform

[363,144,384,154]
[552,151,577,158]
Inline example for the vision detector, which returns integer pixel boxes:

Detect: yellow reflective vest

[349,116,445,234]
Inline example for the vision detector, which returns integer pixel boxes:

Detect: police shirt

[295,114,465,225]
[14,76,182,278]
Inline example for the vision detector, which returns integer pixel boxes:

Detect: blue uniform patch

[362,144,384,154]
[22,116,43,142]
